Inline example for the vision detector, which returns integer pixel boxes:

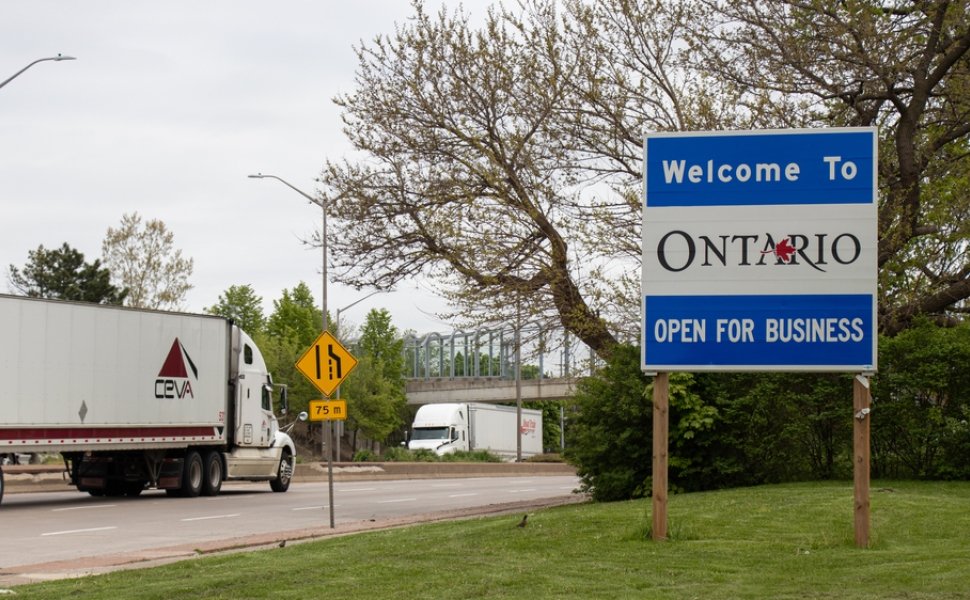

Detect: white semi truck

[0,294,304,506]
[407,402,543,459]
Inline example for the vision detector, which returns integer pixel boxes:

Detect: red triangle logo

[158,339,188,378]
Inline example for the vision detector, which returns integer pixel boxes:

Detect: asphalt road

[0,475,581,583]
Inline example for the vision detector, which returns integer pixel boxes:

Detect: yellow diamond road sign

[295,331,358,397]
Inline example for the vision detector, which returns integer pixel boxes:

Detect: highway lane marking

[292,505,337,511]
[340,487,377,492]
[377,498,417,504]
[181,513,240,522]
[508,489,538,493]
[448,493,479,498]
[42,526,117,537]
[430,483,463,488]
[52,504,118,512]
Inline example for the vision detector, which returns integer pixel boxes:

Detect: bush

[352,449,379,462]
[378,447,502,462]
[523,453,564,463]
[380,446,413,462]
[440,450,502,462]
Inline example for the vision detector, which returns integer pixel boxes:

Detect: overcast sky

[1,1,494,336]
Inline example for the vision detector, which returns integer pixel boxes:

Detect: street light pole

[0,54,76,91]
[248,173,327,332]
[249,172,334,528]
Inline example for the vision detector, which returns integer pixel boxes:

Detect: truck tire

[201,451,223,497]
[180,451,204,498]
[0,465,4,506]
[270,449,293,493]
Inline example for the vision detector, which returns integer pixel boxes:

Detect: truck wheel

[270,449,293,493]
[201,451,223,497]
[180,451,204,498]
[0,465,4,506]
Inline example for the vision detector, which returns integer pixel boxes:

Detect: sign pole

[327,417,335,529]
[652,372,669,541]
[853,374,872,548]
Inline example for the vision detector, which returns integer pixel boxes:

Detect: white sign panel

[642,128,878,372]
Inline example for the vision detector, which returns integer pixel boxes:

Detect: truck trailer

[0,294,303,506]
[407,402,543,459]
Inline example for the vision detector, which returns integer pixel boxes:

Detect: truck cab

[407,403,469,455]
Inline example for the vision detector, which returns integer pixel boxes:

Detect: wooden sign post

[853,374,872,548]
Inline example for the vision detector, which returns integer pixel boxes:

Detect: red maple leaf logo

[762,237,797,263]
[773,237,797,263]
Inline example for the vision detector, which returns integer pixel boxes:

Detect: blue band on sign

[645,131,875,207]
[643,294,874,368]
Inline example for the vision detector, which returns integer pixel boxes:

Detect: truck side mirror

[279,385,289,416]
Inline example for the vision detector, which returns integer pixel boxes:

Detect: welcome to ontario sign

[641,128,878,372]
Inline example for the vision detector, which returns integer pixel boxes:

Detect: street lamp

[0,54,76,91]
[249,171,336,528]
[335,290,385,339]
[247,173,328,332]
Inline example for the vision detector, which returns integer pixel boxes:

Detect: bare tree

[324,0,970,351]
[324,1,620,356]
[101,212,194,310]
[680,0,970,333]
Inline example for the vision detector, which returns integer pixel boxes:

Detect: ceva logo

[155,338,197,399]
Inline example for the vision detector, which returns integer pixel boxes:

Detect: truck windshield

[411,427,449,441]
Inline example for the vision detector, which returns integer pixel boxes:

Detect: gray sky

[1,1,492,335]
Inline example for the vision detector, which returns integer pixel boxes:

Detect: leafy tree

[874,320,970,479]
[207,284,266,336]
[101,212,194,310]
[260,282,325,419]
[265,282,322,348]
[8,243,126,304]
[342,308,407,449]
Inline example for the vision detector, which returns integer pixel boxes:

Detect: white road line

[292,506,333,511]
[42,526,117,537]
[377,498,417,504]
[448,493,478,498]
[52,504,118,512]
[181,513,240,522]
[340,487,377,492]
[508,489,538,493]
[430,483,463,488]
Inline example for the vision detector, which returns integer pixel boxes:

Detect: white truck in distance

[0,295,304,506]
[407,403,543,460]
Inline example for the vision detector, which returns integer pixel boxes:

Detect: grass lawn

[10,480,970,599]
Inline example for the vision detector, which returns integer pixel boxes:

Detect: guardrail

[401,325,598,381]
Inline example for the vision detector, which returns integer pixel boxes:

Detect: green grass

[11,481,970,599]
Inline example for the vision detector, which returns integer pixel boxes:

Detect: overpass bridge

[402,325,597,405]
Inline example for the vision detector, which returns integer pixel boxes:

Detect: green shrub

[378,447,502,462]
[380,446,412,462]
[524,453,564,463]
[352,449,378,462]
[440,450,502,462]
